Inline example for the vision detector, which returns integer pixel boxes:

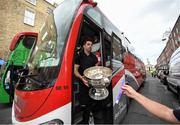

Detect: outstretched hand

[121,84,138,99]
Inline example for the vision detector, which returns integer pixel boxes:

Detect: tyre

[167,82,170,91]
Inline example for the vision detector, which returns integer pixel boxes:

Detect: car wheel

[167,82,170,91]
[164,78,167,85]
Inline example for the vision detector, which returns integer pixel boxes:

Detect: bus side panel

[12,103,71,125]
[112,69,127,123]
[123,53,141,87]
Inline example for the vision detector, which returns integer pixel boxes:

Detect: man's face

[83,41,92,52]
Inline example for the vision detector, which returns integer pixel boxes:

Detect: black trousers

[79,81,93,124]
[80,104,92,124]
[79,81,112,124]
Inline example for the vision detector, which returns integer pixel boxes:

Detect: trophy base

[89,88,109,100]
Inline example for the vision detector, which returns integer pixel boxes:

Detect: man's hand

[121,84,138,99]
[81,76,89,87]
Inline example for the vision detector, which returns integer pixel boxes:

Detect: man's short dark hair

[83,36,94,45]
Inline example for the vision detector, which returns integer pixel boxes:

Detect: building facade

[0,0,57,59]
[156,15,180,68]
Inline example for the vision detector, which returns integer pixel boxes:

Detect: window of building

[26,0,36,5]
[24,9,35,26]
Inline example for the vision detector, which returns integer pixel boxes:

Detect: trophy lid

[84,66,112,80]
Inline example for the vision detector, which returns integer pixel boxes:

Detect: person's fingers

[124,85,134,92]
[122,85,129,91]
[124,84,131,89]
[122,84,128,89]
[121,86,125,89]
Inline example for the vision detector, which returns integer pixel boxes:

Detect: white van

[167,47,180,100]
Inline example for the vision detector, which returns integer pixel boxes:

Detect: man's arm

[122,85,180,123]
[74,64,88,86]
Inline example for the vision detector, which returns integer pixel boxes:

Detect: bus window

[22,36,36,49]
[16,14,59,91]
[85,7,102,27]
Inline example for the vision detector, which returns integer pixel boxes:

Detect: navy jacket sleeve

[173,108,180,121]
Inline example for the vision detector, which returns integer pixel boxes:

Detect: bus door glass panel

[112,35,123,72]
[103,34,112,68]
[92,36,102,66]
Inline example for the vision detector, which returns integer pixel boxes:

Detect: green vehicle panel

[0,32,38,103]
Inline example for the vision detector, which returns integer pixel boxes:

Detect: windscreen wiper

[20,74,37,78]
[21,74,49,87]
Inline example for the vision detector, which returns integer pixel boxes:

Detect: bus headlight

[39,119,63,125]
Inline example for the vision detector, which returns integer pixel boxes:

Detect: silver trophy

[83,66,112,100]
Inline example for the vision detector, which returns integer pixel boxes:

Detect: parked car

[159,70,169,85]
[167,47,180,101]
[157,65,169,85]
[157,70,162,79]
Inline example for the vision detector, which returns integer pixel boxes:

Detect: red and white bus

[12,0,145,124]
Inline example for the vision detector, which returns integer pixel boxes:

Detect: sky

[50,0,180,65]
